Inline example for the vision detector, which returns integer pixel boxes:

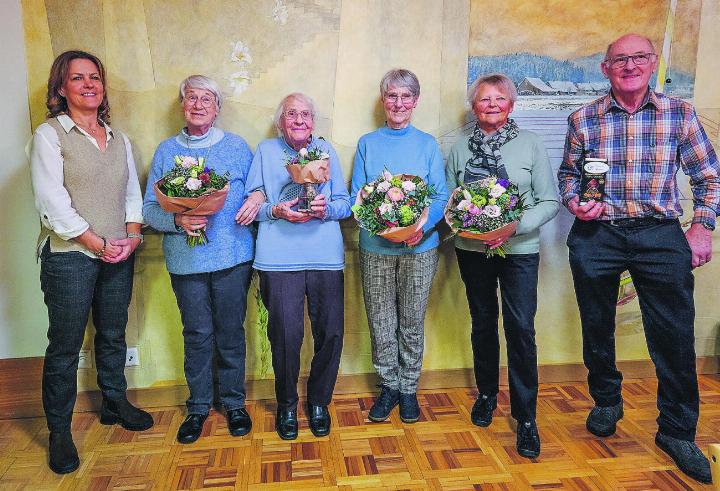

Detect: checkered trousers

[359,248,439,393]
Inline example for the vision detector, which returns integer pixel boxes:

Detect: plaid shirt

[557,90,720,229]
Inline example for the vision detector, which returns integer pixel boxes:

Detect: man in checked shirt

[557,33,719,485]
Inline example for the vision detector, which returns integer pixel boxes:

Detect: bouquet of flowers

[444,176,528,257]
[153,155,230,246]
[284,146,330,212]
[352,170,432,242]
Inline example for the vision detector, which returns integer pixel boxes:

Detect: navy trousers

[40,243,134,432]
[567,218,698,441]
[456,248,540,422]
[170,261,252,415]
[259,270,344,411]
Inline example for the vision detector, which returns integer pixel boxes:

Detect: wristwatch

[700,222,714,231]
[127,232,144,243]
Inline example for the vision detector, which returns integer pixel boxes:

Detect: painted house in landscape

[517,77,556,95]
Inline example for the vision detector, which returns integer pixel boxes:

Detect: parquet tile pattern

[1,375,719,490]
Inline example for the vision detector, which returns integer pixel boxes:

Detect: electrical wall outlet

[125,346,140,367]
[78,350,92,369]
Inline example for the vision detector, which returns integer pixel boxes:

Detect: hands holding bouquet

[445,176,528,257]
[153,155,230,246]
[352,170,433,246]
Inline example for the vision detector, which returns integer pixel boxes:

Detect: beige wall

[4,0,718,392]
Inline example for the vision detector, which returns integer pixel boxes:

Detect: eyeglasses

[384,93,415,104]
[284,109,313,120]
[183,94,215,108]
[476,96,509,107]
[604,52,656,70]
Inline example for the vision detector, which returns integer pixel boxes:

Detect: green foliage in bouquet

[160,156,229,198]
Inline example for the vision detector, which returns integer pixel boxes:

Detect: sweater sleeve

[324,145,351,220]
[350,138,368,206]
[515,135,560,236]
[423,140,449,233]
[142,146,180,233]
[246,143,275,222]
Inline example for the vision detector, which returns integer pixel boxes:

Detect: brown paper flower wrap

[444,187,517,240]
[285,158,329,184]
[153,179,230,216]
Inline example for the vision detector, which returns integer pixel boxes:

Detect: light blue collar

[175,126,225,148]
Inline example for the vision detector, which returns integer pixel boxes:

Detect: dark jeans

[259,270,344,411]
[567,218,698,441]
[170,261,252,415]
[40,243,134,432]
[456,248,540,422]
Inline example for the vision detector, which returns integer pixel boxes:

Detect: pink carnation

[386,187,405,202]
[468,203,481,215]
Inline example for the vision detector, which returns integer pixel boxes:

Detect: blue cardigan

[142,128,255,274]
[245,136,351,271]
[350,125,449,255]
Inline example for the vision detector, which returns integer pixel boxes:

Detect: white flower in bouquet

[299,147,309,157]
[462,189,473,201]
[379,202,393,216]
[483,204,501,217]
[377,180,391,192]
[180,156,197,168]
[382,170,393,181]
[360,184,374,199]
[319,152,330,160]
[401,180,416,192]
[185,178,203,191]
[489,183,507,198]
[457,199,472,211]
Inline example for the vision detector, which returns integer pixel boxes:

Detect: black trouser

[567,218,698,441]
[456,248,540,422]
[40,243,134,432]
[259,270,344,411]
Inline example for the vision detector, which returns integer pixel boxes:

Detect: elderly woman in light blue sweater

[245,92,350,441]
[143,75,264,445]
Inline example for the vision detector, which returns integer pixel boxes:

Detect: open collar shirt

[557,89,719,229]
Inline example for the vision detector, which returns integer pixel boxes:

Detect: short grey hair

[179,75,223,110]
[467,73,518,105]
[273,92,317,137]
[379,68,420,98]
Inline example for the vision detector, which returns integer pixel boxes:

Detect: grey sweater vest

[39,117,128,255]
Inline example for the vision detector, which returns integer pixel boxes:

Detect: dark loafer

[368,386,400,422]
[227,407,252,437]
[471,394,497,427]
[100,397,154,431]
[655,433,712,484]
[516,420,541,458]
[308,405,331,437]
[177,413,208,444]
[586,401,623,437]
[276,409,298,440]
[48,431,80,474]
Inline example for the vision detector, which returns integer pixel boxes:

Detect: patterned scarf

[463,119,519,184]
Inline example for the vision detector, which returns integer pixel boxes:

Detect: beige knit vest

[39,118,129,255]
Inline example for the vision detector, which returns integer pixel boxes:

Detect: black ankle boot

[48,431,79,474]
[100,397,154,431]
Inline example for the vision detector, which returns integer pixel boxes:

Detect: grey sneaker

[586,401,623,437]
[655,433,712,484]
[471,394,497,427]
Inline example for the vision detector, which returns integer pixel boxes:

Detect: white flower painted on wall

[230,41,253,65]
[272,0,289,25]
[227,41,253,96]
[228,70,251,97]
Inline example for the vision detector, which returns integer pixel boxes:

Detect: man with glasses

[558,33,719,484]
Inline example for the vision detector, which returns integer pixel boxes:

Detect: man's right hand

[567,195,605,221]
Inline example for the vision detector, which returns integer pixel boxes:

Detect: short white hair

[272,92,317,137]
[467,73,518,105]
[379,68,420,98]
[179,75,223,110]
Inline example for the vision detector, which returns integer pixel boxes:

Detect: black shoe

[655,433,712,484]
[308,405,331,437]
[177,413,208,444]
[227,408,252,437]
[100,397,154,431]
[48,431,79,474]
[586,401,623,437]
[516,420,541,458]
[276,409,298,440]
[399,393,420,423]
[471,394,497,427]
[368,386,400,422]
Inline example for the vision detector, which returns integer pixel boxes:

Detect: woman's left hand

[309,194,327,219]
[104,237,141,263]
[404,230,424,247]
[235,190,266,225]
[483,237,507,250]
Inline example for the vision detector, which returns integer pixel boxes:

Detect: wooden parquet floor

[2,375,720,490]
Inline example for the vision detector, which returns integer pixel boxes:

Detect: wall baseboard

[1,356,717,419]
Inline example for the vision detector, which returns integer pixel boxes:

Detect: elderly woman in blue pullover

[245,92,351,440]
[143,75,264,445]
[351,69,449,424]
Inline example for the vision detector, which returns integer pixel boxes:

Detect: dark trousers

[40,244,134,432]
[456,248,540,422]
[170,262,252,415]
[259,270,344,411]
[567,219,698,441]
